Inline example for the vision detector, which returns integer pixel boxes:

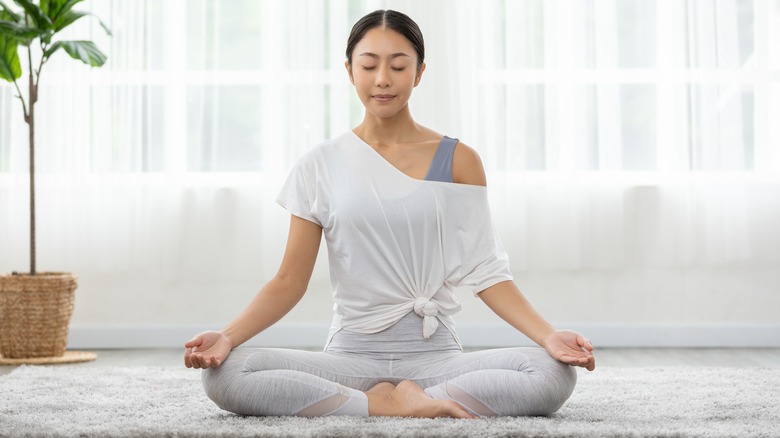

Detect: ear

[414,62,426,87]
[345,60,355,85]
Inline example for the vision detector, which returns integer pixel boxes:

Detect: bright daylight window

[0,0,777,175]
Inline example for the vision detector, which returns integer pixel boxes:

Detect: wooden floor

[2,348,779,376]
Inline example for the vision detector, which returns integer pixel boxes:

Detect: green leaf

[52,9,84,30]
[95,13,110,36]
[52,10,111,36]
[0,18,42,41]
[0,0,22,22]
[52,7,111,35]
[46,40,106,66]
[0,33,21,81]
[12,0,52,30]
[40,27,53,43]
[45,0,82,21]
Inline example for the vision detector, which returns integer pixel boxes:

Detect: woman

[184,9,595,419]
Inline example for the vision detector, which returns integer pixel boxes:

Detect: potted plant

[0,0,110,359]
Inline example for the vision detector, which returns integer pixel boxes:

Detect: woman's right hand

[184,331,233,369]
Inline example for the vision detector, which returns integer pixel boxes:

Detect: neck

[354,105,420,146]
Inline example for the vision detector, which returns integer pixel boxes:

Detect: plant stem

[35,41,45,95]
[28,38,36,275]
[12,80,28,120]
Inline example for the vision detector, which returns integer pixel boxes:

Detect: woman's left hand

[543,330,595,371]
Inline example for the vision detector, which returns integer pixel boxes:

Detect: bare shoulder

[416,125,444,144]
[452,140,487,187]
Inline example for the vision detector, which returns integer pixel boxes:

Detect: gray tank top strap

[424,135,459,183]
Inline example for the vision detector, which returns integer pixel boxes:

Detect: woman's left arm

[453,142,594,370]
[478,280,596,371]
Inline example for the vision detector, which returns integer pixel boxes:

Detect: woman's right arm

[184,214,323,369]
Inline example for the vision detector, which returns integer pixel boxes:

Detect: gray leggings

[202,312,577,417]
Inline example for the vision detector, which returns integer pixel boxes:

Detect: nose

[374,65,391,88]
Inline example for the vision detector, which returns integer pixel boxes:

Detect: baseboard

[67,323,780,349]
[456,324,780,348]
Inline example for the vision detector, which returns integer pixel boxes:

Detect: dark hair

[345,9,425,70]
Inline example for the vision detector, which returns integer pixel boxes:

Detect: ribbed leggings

[202,312,577,417]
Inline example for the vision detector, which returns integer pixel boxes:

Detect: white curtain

[1,0,779,327]
[438,0,778,273]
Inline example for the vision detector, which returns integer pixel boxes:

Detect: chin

[371,103,408,117]
[368,109,402,120]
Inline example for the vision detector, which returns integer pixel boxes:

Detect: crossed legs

[201,346,576,418]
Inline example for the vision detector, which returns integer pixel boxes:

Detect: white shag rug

[0,365,777,437]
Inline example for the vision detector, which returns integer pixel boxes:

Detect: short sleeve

[275,159,322,227]
[450,226,514,296]
[443,191,514,296]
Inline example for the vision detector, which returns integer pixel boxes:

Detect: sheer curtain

[1,0,778,329]
[438,0,778,275]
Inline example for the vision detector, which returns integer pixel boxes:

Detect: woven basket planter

[0,272,78,359]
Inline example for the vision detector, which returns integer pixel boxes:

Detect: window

[1,0,777,175]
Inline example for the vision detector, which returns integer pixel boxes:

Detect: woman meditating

[184,9,595,419]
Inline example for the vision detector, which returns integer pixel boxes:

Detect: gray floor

[2,348,780,376]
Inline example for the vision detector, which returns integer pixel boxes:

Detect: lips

[373,94,395,101]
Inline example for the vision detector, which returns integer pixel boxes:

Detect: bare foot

[366,380,475,419]
[366,381,396,397]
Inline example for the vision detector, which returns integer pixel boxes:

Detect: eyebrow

[358,52,411,59]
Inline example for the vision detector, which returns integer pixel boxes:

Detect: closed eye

[362,67,406,71]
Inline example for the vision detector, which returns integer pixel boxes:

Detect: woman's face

[345,27,425,120]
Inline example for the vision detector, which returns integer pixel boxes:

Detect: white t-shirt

[276,130,514,349]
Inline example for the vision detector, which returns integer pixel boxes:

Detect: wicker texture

[0,350,96,365]
[0,272,78,359]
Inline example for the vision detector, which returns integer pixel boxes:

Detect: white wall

[2,172,779,348]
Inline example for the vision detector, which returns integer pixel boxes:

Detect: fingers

[184,334,217,369]
[575,334,596,371]
[210,355,223,368]
[184,347,194,368]
[185,347,204,369]
[184,346,207,369]
[567,332,595,371]
[559,354,586,365]
[184,334,202,349]
[559,353,596,370]
[575,333,594,352]
[571,354,596,371]
[187,352,223,369]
